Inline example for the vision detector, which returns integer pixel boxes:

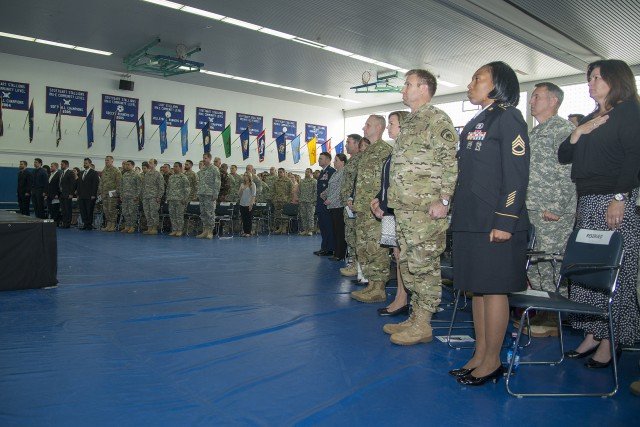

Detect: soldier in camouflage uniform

[119,160,141,233]
[522,82,576,336]
[98,155,122,232]
[184,160,198,201]
[197,153,221,239]
[265,167,277,202]
[167,162,191,237]
[383,69,458,346]
[298,168,317,235]
[350,116,393,303]
[229,165,241,203]
[142,158,165,235]
[272,168,294,234]
[339,134,362,275]
[218,163,231,202]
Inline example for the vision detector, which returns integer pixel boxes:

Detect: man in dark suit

[76,157,100,230]
[313,152,335,256]
[31,158,48,219]
[59,159,75,228]
[17,160,32,216]
[46,162,62,225]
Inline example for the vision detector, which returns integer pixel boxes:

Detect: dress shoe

[585,347,622,369]
[449,367,473,378]
[321,251,334,257]
[457,365,504,386]
[564,346,598,359]
[313,250,328,256]
[329,256,344,261]
[377,304,410,317]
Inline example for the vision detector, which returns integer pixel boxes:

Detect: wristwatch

[613,193,627,202]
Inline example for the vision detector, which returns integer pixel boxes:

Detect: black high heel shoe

[448,367,473,377]
[585,347,622,369]
[457,365,505,386]
[377,304,410,317]
[564,345,599,359]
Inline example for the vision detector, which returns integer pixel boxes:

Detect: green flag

[222,124,231,158]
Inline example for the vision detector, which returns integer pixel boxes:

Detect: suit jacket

[47,170,61,198]
[76,169,99,199]
[59,169,76,197]
[316,165,335,209]
[17,169,32,196]
[451,103,530,233]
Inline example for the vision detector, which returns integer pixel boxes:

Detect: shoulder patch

[512,135,526,156]
[441,128,456,143]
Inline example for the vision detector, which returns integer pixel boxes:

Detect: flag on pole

[291,134,301,164]
[276,132,286,163]
[335,140,344,154]
[0,99,4,137]
[136,114,145,151]
[307,136,317,165]
[222,124,232,158]
[257,129,266,163]
[181,120,189,156]
[109,114,117,152]
[86,108,94,148]
[159,119,167,154]
[28,100,34,143]
[321,138,332,153]
[240,127,249,160]
[202,121,211,153]
[55,104,62,147]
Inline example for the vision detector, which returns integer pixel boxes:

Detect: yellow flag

[307,136,317,165]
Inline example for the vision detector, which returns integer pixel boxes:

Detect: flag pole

[23,106,29,129]
[102,121,110,136]
[170,128,181,144]
[191,129,202,145]
[77,115,88,134]
[127,123,137,138]
[149,124,160,140]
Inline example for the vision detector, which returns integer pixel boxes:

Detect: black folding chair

[215,202,235,237]
[280,203,299,234]
[252,203,270,235]
[185,202,201,236]
[506,229,624,398]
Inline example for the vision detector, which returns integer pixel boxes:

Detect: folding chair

[185,202,201,236]
[158,202,171,234]
[252,203,270,235]
[280,203,299,234]
[506,228,624,398]
[215,202,235,237]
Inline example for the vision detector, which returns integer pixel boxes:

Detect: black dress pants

[329,207,346,259]
[79,198,95,228]
[32,189,46,219]
[18,195,31,216]
[61,196,73,226]
[240,205,253,234]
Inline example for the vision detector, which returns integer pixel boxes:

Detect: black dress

[451,103,530,294]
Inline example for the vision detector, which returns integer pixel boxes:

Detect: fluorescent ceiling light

[350,54,377,63]
[142,0,182,9]
[397,68,409,74]
[233,76,258,83]
[200,69,234,78]
[292,37,326,48]
[221,17,262,31]
[256,81,282,88]
[279,86,306,92]
[35,39,75,49]
[372,60,400,71]
[178,65,196,71]
[181,6,224,20]
[0,31,35,41]
[437,79,458,88]
[74,46,112,56]
[322,46,353,56]
[258,28,296,40]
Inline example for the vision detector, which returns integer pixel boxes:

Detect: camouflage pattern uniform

[167,172,191,233]
[299,177,317,232]
[120,169,141,229]
[341,152,361,258]
[142,169,165,229]
[387,104,458,314]
[162,171,171,203]
[273,176,293,230]
[184,169,198,201]
[197,164,221,230]
[98,165,122,229]
[265,174,277,202]
[256,178,269,203]
[229,173,241,203]
[353,139,393,282]
[527,115,575,293]
[218,170,231,202]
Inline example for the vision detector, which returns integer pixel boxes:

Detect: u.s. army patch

[512,135,526,156]
[441,129,456,143]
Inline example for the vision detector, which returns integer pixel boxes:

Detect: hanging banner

[196,107,226,131]
[151,101,184,127]
[305,123,327,144]
[236,113,263,136]
[101,94,139,123]
[272,118,297,140]
[0,80,30,110]
[46,86,88,117]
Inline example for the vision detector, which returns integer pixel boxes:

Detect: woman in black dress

[449,62,530,385]
[558,59,640,368]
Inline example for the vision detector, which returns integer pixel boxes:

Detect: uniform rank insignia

[475,142,482,151]
[475,123,484,129]
[506,191,516,207]
[512,135,526,156]
[441,129,456,143]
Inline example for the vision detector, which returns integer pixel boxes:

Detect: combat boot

[174,231,183,237]
[168,231,177,236]
[120,226,128,233]
[383,310,416,335]
[144,227,158,235]
[205,230,214,239]
[350,281,386,303]
[127,227,136,234]
[196,231,207,238]
[107,222,116,232]
[390,308,433,345]
[340,264,357,277]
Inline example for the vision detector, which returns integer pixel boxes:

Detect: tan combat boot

[513,311,559,338]
[350,281,386,303]
[108,222,117,232]
[196,231,207,238]
[205,230,214,239]
[120,226,128,233]
[168,231,177,236]
[145,227,158,235]
[127,226,136,234]
[174,231,183,237]
[390,308,433,345]
[383,310,416,335]
[340,264,357,277]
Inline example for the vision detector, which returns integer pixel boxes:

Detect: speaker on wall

[119,80,134,91]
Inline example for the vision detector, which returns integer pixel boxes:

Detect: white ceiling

[0,0,638,111]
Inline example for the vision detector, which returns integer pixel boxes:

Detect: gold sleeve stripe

[512,135,526,156]
[506,191,516,207]
[495,211,519,219]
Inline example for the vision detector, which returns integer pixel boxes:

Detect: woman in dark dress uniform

[449,62,530,386]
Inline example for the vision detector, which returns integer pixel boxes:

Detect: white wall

[0,52,344,173]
